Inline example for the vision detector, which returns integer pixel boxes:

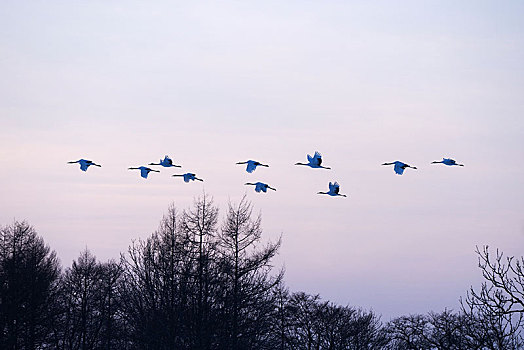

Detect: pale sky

[1,0,523,319]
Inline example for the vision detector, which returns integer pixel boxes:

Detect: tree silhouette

[120,196,223,349]
[180,194,220,349]
[216,195,283,349]
[4,205,524,349]
[284,292,387,349]
[55,249,126,350]
[461,245,524,349]
[0,221,61,350]
[120,205,190,349]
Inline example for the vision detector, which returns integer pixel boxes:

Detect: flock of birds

[68,152,464,198]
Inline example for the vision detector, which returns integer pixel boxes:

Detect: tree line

[1,194,523,349]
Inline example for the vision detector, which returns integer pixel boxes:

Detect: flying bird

[295,151,331,169]
[149,155,181,168]
[382,161,417,175]
[318,182,347,197]
[128,166,160,179]
[172,173,203,182]
[245,182,276,193]
[236,160,269,173]
[68,159,101,172]
[431,158,464,167]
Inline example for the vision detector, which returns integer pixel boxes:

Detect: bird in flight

[295,151,331,169]
[245,182,276,193]
[318,182,347,197]
[172,173,203,182]
[431,158,464,167]
[128,166,160,179]
[236,160,269,173]
[68,159,101,172]
[149,155,181,168]
[382,161,417,175]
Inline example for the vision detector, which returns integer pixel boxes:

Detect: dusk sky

[1,1,523,319]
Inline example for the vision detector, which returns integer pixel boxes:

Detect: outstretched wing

[333,182,340,194]
[328,182,335,192]
[312,151,322,166]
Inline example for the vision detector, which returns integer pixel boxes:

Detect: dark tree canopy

[53,249,125,350]
[0,221,61,350]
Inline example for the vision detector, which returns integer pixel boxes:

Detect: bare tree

[180,194,220,350]
[283,291,387,350]
[0,221,61,350]
[98,260,125,350]
[54,249,127,350]
[271,282,292,350]
[120,204,191,349]
[426,310,480,350]
[387,310,484,350]
[120,197,221,350]
[216,195,282,349]
[462,246,524,349]
[58,250,102,350]
[386,314,430,350]
[285,292,323,349]
[387,309,522,350]
[465,246,524,316]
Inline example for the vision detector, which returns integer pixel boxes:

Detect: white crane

[382,161,417,175]
[172,173,203,182]
[149,155,181,168]
[68,159,101,172]
[236,160,269,173]
[295,151,331,169]
[245,182,276,193]
[128,166,160,179]
[431,158,464,167]
[318,182,347,197]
